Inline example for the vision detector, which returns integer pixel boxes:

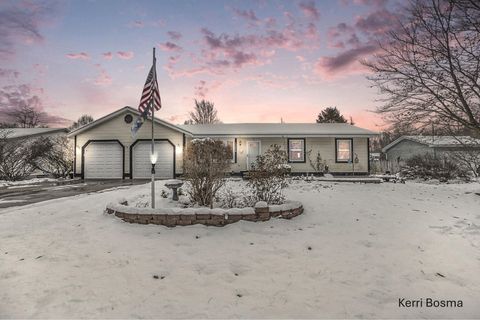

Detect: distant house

[382,135,480,163]
[67,106,378,179]
[2,127,69,141]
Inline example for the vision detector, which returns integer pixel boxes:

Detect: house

[1,127,68,140]
[382,135,480,163]
[67,106,378,179]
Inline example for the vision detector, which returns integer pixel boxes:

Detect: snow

[0,178,58,188]
[1,180,479,318]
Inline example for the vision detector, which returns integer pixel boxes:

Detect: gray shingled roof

[178,123,377,137]
[1,127,68,139]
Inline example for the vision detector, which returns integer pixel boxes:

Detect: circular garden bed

[105,200,304,227]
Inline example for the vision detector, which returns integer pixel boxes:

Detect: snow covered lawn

[1,180,479,318]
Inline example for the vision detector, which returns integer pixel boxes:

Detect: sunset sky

[0,0,400,129]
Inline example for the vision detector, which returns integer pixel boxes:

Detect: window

[288,139,305,162]
[336,139,352,162]
[220,139,236,163]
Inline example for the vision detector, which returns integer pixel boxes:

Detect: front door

[247,141,261,170]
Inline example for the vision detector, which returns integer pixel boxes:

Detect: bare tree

[69,114,94,131]
[364,0,480,135]
[0,131,36,181]
[9,105,44,128]
[188,99,220,124]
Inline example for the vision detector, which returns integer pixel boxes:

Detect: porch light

[150,152,158,164]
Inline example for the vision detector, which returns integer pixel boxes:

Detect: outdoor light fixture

[150,152,157,208]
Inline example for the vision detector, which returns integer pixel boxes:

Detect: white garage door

[132,141,174,179]
[84,142,123,179]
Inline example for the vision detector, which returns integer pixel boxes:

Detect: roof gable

[67,106,191,137]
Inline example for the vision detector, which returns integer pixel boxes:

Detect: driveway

[0,180,147,209]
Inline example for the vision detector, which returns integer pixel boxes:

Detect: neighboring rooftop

[382,135,480,152]
[1,127,68,139]
[178,123,378,137]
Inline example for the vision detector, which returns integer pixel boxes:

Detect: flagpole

[151,47,156,209]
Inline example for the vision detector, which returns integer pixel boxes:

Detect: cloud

[314,44,377,78]
[327,22,357,48]
[93,65,112,85]
[116,51,134,60]
[0,1,58,59]
[194,80,208,98]
[102,52,113,60]
[0,84,70,126]
[233,8,259,23]
[298,1,320,21]
[167,31,182,41]
[0,68,20,78]
[355,8,398,35]
[129,20,144,28]
[66,52,90,60]
[158,42,182,52]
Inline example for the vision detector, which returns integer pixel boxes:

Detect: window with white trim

[288,139,305,162]
[336,139,352,162]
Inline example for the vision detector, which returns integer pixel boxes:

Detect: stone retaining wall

[105,202,303,227]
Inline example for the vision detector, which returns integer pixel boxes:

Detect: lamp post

[150,152,157,208]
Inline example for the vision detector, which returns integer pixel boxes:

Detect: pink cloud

[355,8,398,35]
[116,51,134,60]
[314,44,377,78]
[102,52,113,60]
[158,42,182,52]
[66,52,89,60]
[0,68,20,78]
[194,80,208,98]
[299,1,320,21]
[0,1,57,59]
[94,69,112,85]
[233,8,259,24]
[167,31,182,41]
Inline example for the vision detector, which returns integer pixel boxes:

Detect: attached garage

[83,141,124,179]
[131,140,174,179]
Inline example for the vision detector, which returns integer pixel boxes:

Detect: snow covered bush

[29,136,74,178]
[183,138,232,208]
[0,132,36,181]
[247,144,289,204]
[216,180,256,209]
[401,153,468,181]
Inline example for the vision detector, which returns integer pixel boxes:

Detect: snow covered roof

[178,123,377,137]
[1,127,68,139]
[382,135,480,152]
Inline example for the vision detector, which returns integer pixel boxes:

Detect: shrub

[183,138,232,208]
[216,180,257,209]
[0,130,36,181]
[30,136,74,178]
[401,153,468,181]
[247,144,290,204]
[306,149,326,174]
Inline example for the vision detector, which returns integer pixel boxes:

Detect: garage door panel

[84,142,123,179]
[133,141,174,179]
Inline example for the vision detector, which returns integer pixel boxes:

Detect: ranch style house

[67,106,378,179]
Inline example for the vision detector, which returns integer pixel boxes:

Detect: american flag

[138,64,161,114]
[131,60,161,137]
